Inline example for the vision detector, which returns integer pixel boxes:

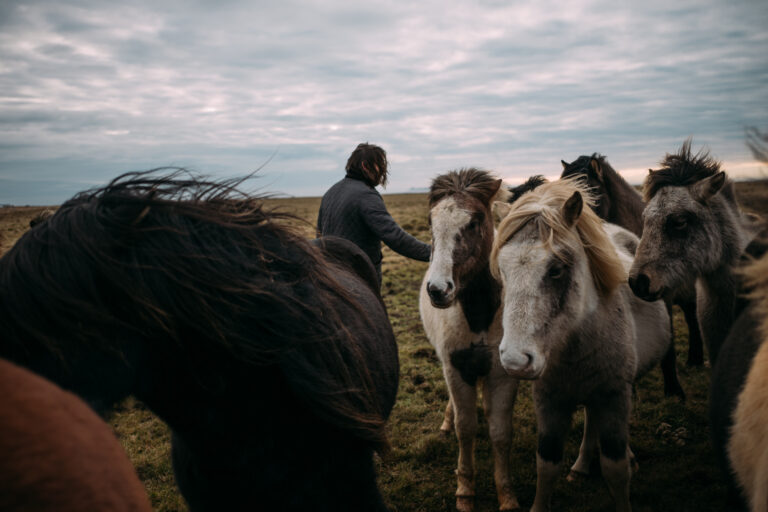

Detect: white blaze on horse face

[426,197,471,306]
[496,235,597,380]
[496,240,550,379]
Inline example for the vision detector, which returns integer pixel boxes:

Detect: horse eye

[668,216,688,232]
[548,264,565,279]
[467,220,478,230]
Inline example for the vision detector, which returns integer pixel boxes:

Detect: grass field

[1,178,767,512]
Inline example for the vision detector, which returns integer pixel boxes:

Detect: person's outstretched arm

[359,189,431,262]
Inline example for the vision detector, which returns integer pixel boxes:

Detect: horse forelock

[492,178,625,296]
[644,139,724,201]
[428,168,501,208]
[0,169,391,451]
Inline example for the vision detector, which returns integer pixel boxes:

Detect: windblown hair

[428,167,504,207]
[29,209,55,228]
[491,178,626,297]
[507,175,547,204]
[644,139,726,201]
[0,169,389,450]
[345,143,389,187]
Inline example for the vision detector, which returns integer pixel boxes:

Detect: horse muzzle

[499,344,544,380]
[628,271,665,302]
[427,280,456,308]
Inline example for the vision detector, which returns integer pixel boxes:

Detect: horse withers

[0,170,399,512]
[491,178,671,512]
[419,168,520,512]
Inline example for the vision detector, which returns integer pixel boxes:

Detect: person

[317,143,431,286]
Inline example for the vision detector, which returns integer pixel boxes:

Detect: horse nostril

[427,283,446,302]
[523,352,534,369]
[629,273,650,298]
[445,281,454,292]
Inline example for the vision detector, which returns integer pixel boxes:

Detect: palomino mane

[491,178,626,297]
[428,168,504,207]
[644,139,729,201]
[0,169,389,450]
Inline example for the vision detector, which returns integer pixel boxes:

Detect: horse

[722,245,768,512]
[562,153,702,380]
[0,358,152,512]
[709,234,768,511]
[419,168,520,512]
[0,170,399,512]
[491,178,671,512]
[628,140,760,363]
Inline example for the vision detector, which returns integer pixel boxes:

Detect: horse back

[313,236,399,415]
[0,358,151,512]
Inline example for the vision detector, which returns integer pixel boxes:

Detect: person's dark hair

[345,143,389,187]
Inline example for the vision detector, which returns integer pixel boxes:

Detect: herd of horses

[0,141,766,511]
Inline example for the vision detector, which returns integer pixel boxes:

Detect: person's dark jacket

[317,176,431,283]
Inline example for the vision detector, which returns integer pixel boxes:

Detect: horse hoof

[456,496,474,512]
[566,469,588,482]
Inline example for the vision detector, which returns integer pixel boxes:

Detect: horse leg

[531,403,571,512]
[568,407,598,480]
[593,395,633,512]
[482,370,520,511]
[440,398,454,435]
[661,302,685,400]
[445,366,479,512]
[681,299,704,366]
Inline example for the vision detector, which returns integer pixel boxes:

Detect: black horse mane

[644,139,725,201]
[0,169,389,450]
[507,175,547,204]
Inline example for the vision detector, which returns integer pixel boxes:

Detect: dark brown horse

[0,358,152,512]
[0,170,399,511]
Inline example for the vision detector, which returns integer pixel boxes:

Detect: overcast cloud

[1,0,766,204]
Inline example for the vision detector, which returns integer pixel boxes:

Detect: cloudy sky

[1,0,766,205]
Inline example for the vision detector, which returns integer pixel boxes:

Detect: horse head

[425,168,502,308]
[561,154,612,220]
[491,178,625,379]
[629,140,734,302]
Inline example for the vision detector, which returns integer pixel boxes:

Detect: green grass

[2,183,766,511]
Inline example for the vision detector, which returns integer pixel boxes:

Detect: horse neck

[604,168,644,236]
[695,186,754,361]
[457,260,501,334]
[545,291,635,387]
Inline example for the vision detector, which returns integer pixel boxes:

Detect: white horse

[419,168,520,512]
[491,178,671,512]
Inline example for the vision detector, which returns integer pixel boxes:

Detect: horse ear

[562,191,583,227]
[473,179,506,205]
[493,201,512,223]
[561,160,569,170]
[590,158,604,182]
[694,171,727,203]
